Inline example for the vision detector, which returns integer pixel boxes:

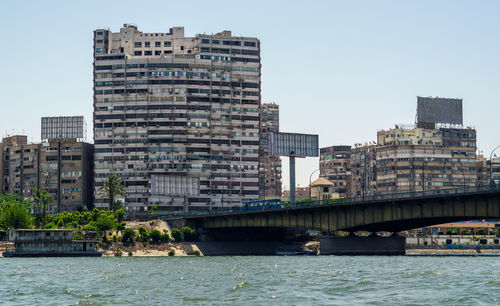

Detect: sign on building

[269,132,319,157]
[41,116,86,140]
[150,175,200,196]
[417,97,463,126]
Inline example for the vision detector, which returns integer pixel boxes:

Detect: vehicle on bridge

[243,199,282,211]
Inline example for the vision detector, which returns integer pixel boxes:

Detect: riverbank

[406,248,500,255]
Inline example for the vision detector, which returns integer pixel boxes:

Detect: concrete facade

[258,103,282,199]
[1,136,94,213]
[376,126,477,194]
[93,24,261,212]
[319,145,351,197]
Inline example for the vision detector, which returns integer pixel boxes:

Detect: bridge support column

[319,235,406,255]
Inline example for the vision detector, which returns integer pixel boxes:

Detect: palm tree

[98,173,126,210]
[33,189,53,228]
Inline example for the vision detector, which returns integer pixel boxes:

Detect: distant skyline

[1,0,499,188]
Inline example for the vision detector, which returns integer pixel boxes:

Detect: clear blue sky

[1,0,499,188]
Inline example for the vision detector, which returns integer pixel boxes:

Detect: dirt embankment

[101,220,201,257]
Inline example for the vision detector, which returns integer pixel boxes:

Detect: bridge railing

[158,184,500,219]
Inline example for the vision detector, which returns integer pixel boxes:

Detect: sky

[0,0,499,188]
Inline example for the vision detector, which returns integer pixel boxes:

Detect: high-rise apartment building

[93,24,261,211]
[259,103,282,198]
[1,136,93,212]
[319,145,351,197]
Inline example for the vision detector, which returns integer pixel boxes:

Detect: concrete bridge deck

[167,186,500,233]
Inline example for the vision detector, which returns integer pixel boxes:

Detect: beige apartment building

[93,24,261,211]
[376,126,477,194]
[1,136,93,213]
[259,103,282,199]
[319,145,351,197]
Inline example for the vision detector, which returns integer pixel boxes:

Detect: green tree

[115,222,126,235]
[182,226,198,241]
[151,204,159,215]
[0,201,33,229]
[98,173,126,210]
[149,229,162,243]
[171,228,183,242]
[33,189,53,228]
[114,208,126,222]
[138,226,149,242]
[111,199,124,212]
[121,228,136,244]
[96,213,117,233]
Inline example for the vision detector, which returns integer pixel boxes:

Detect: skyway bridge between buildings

[164,186,500,234]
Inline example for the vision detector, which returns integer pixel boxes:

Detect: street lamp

[490,145,500,187]
[309,169,320,199]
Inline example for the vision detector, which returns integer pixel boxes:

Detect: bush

[138,226,149,242]
[182,226,198,241]
[194,250,201,256]
[171,228,183,242]
[149,229,162,243]
[128,250,133,256]
[113,235,118,242]
[121,228,136,244]
[114,247,123,257]
[168,249,175,256]
[161,233,170,242]
[142,241,148,247]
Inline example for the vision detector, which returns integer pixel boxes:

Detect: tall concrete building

[93,24,261,211]
[319,145,351,197]
[258,103,282,198]
[1,136,93,212]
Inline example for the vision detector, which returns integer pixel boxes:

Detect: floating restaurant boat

[2,229,102,257]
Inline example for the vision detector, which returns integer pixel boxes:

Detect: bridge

[170,186,500,234]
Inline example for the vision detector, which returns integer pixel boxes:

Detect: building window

[180,46,184,51]
[164,41,171,47]
[244,41,256,47]
[155,50,161,55]
[134,51,142,56]
[144,51,152,55]
[212,40,219,44]
[145,42,150,48]
[96,48,103,53]
[202,39,210,44]
[96,39,103,43]
[134,42,142,48]
[96,31,103,35]
[155,41,161,47]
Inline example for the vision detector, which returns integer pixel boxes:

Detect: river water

[1,256,499,305]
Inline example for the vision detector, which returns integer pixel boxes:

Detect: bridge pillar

[319,235,406,255]
[290,156,296,205]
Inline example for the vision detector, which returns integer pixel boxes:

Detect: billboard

[416,97,463,125]
[269,132,319,157]
[150,175,200,196]
[41,116,85,140]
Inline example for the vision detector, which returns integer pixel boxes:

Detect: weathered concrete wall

[319,235,406,255]
[193,241,300,256]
